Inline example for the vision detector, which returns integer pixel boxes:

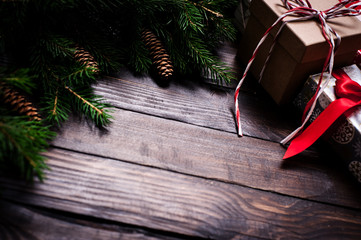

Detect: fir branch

[63,67,96,85]
[39,36,75,59]
[128,38,152,74]
[186,0,223,18]
[52,89,58,116]
[0,113,55,181]
[0,68,35,94]
[64,85,112,127]
[42,89,70,126]
[65,84,103,116]
[179,1,205,33]
[184,34,234,84]
[202,61,234,85]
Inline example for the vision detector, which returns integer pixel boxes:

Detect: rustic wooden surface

[1,42,361,239]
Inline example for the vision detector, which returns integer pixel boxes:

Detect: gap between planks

[0,199,199,240]
[50,106,361,210]
[94,69,295,143]
[2,147,361,240]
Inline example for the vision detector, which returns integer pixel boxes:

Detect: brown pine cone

[74,47,99,73]
[0,83,41,121]
[141,29,174,82]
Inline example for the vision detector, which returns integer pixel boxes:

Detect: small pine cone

[0,83,41,121]
[141,29,174,81]
[74,47,99,73]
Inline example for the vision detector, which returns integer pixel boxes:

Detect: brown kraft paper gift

[238,0,361,105]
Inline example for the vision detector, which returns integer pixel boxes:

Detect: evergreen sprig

[0,112,55,181]
[1,68,35,94]
[42,89,70,125]
[0,0,238,180]
[65,85,113,127]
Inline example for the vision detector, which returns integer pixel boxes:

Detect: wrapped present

[293,65,361,183]
[237,0,361,105]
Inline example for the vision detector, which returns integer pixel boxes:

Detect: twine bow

[235,0,361,156]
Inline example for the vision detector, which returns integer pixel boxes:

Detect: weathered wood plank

[94,41,295,142]
[0,200,184,240]
[52,108,361,210]
[1,148,361,240]
[95,68,294,142]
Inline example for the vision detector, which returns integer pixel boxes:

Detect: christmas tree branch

[0,123,36,168]
[179,1,204,33]
[184,2,196,28]
[64,85,103,116]
[52,89,59,116]
[186,0,223,18]
[0,114,54,181]
[64,67,96,85]
[185,35,234,84]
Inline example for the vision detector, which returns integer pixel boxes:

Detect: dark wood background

[1,42,361,239]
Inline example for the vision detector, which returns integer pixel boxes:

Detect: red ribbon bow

[284,69,361,159]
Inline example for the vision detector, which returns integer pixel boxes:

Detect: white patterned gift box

[294,64,361,183]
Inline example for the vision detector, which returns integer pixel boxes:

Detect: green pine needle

[0,113,55,181]
[42,89,71,126]
[65,85,113,127]
[0,68,35,94]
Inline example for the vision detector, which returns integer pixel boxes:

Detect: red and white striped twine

[234,0,361,143]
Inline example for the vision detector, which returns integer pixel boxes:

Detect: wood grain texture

[0,200,182,240]
[1,148,361,240]
[95,68,294,142]
[2,41,360,240]
[52,108,361,210]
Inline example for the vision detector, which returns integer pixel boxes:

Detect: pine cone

[141,29,174,82]
[74,47,99,73]
[0,83,41,121]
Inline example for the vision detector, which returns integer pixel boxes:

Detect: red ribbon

[283,69,361,159]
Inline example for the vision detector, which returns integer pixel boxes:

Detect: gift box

[238,0,361,105]
[294,64,361,183]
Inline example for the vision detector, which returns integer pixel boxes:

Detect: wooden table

[1,42,361,239]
